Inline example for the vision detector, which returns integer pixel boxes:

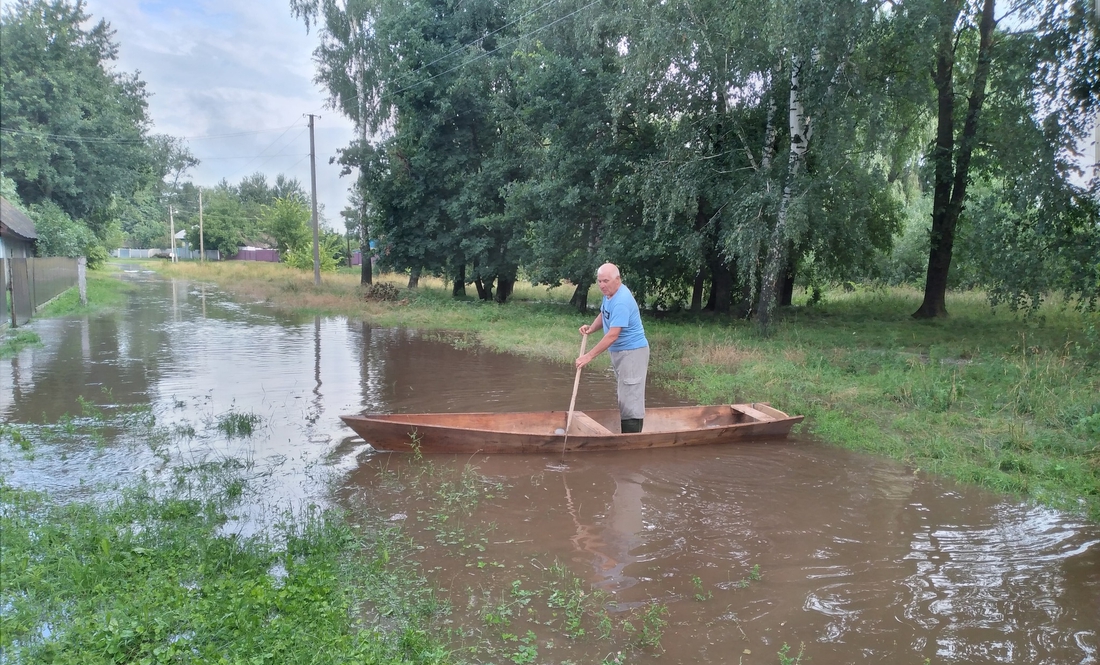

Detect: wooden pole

[561,333,588,460]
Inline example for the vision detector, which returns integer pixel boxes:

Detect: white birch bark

[756,55,809,330]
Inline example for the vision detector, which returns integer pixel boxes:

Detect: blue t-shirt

[601,284,648,352]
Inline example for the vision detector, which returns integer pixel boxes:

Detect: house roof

[0,197,38,241]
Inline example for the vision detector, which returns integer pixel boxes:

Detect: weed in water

[507,630,539,664]
[735,563,762,588]
[545,563,601,639]
[215,410,263,438]
[778,642,807,664]
[0,329,41,358]
[1,424,32,452]
[77,395,103,421]
[174,422,197,438]
[691,575,712,601]
[631,602,668,650]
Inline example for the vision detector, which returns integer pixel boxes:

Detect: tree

[264,196,312,254]
[909,0,1098,317]
[301,0,521,298]
[186,189,246,256]
[0,0,153,238]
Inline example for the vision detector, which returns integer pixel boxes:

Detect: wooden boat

[341,403,803,454]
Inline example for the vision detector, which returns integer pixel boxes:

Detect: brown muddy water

[2,269,1098,664]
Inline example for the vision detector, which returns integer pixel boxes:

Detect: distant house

[0,197,37,258]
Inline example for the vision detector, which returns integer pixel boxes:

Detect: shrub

[362,282,402,302]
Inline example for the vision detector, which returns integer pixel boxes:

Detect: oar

[561,332,588,461]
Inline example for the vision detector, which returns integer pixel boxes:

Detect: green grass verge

[151,262,1100,521]
[35,265,134,318]
[0,468,451,664]
[0,328,42,358]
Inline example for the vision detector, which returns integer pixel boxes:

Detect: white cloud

[87,0,357,226]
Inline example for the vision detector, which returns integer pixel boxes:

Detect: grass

[0,328,41,358]
[0,407,453,665]
[35,264,135,318]
[150,261,1100,521]
[0,480,451,664]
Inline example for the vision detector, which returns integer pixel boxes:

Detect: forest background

[1,0,1097,320]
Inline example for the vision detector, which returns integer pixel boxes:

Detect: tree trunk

[709,260,733,314]
[407,268,420,289]
[756,55,810,331]
[690,268,706,312]
[359,235,372,285]
[914,0,995,319]
[357,55,372,286]
[495,275,514,303]
[475,277,494,301]
[779,249,796,307]
[569,282,590,312]
[452,263,466,297]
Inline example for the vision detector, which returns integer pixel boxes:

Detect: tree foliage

[264,196,313,254]
[296,0,1097,312]
[0,0,153,238]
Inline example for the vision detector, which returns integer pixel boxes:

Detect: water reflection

[353,448,1100,665]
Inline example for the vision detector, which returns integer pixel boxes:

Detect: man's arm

[579,311,603,336]
[576,326,621,368]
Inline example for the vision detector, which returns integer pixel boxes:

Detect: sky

[85,0,357,228]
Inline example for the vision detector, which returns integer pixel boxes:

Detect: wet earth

[2,269,1098,664]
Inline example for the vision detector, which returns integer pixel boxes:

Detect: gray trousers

[610,345,649,420]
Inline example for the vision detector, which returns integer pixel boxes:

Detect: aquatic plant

[214,410,263,438]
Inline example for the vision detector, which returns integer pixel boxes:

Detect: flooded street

[3,269,1099,664]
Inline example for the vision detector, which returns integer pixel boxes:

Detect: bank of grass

[35,263,135,318]
[1,394,451,662]
[0,462,450,664]
[0,328,42,358]
[152,261,1100,520]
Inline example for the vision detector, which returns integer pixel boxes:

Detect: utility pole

[199,187,205,262]
[169,206,177,263]
[308,113,321,285]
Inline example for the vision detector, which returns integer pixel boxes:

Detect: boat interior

[370,404,781,435]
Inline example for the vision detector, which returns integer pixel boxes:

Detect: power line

[0,124,302,144]
[390,0,601,97]
[0,126,147,144]
[326,0,599,109]
[225,124,310,182]
[199,153,308,161]
[390,0,565,89]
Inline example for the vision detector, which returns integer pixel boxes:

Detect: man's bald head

[596,263,622,296]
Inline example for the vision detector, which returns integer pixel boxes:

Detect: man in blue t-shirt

[576,263,650,433]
